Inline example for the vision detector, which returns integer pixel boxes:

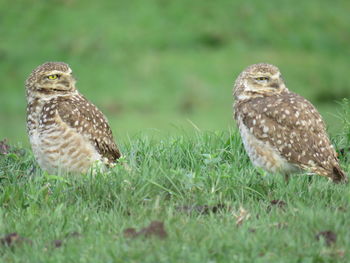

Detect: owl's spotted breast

[29,114,101,174]
[27,96,104,173]
[236,114,301,175]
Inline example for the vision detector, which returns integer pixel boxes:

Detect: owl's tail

[332,166,348,183]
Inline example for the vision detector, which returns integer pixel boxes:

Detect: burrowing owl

[25,62,121,174]
[233,63,347,183]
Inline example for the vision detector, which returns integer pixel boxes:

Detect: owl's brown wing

[55,95,121,163]
[236,92,339,174]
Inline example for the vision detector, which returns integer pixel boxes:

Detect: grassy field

[1,128,350,262]
[1,0,350,262]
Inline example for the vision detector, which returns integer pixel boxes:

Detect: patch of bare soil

[124,221,167,239]
[316,230,337,246]
[267,200,287,212]
[0,139,10,155]
[0,233,32,247]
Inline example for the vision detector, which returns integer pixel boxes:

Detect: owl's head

[233,63,288,100]
[25,62,76,99]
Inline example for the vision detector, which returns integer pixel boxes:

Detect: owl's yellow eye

[47,74,59,80]
[256,77,269,81]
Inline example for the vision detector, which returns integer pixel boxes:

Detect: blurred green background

[1,0,350,146]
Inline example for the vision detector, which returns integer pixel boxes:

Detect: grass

[1,0,350,261]
[1,127,350,262]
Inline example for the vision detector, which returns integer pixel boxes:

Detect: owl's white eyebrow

[45,70,66,75]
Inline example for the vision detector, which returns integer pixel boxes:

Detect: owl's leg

[284,173,290,184]
[303,172,314,183]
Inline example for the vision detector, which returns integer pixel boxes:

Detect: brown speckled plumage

[233,63,347,183]
[26,62,120,174]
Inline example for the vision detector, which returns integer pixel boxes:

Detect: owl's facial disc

[38,70,75,94]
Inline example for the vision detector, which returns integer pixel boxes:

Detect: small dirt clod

[0,232,32,247]
[176,204,227,215]
[267,200,287,212]
[0,139,10,155]
[316,230,337,246]
[53,240,63,248]
[123,221,167,239]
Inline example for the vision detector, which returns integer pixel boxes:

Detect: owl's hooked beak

[56,74,76,91]
[259,80,285,94]
[269,80,280,89]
